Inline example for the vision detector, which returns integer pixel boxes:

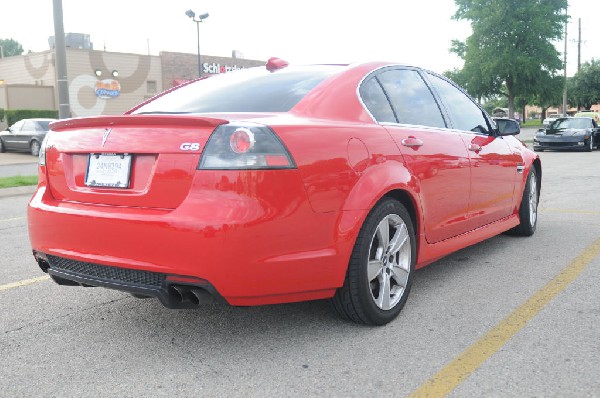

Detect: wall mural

[69,52,151,117]
[24,53,52,79]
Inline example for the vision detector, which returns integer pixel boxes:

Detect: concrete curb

[0,185,37,199]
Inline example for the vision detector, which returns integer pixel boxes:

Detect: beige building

[0,48,264,129]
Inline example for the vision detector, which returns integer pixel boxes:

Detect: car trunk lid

[45,115,228,209]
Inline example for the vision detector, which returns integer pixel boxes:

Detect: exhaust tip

[167,284,215,308]
[33,251,50,273]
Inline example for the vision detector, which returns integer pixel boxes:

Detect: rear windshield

[132,65,342,114]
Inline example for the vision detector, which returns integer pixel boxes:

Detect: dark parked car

[533,117,600,152]
[0,118,56,156]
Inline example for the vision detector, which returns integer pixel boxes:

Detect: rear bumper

[36,252,226,308]
[28,172,358,306]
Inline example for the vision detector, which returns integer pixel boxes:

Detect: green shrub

[5,109,59,126]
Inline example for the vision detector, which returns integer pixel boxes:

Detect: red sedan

[28,60,540,325]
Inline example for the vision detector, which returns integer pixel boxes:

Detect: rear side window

[37,121,51,131]
[359,77,396,123]
[133,66,341,114]
[376,69,447,128]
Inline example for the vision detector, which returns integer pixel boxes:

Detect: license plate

[85,153,132,188]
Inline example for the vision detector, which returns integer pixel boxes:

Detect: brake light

[266,57,289,72]
[198,124,296,170]
[230,128,255,154]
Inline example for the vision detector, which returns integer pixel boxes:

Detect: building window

[147,80,157,94]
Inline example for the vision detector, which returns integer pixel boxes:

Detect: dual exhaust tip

[168,284,215,308]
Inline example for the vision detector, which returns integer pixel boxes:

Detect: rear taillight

[198,124,296,170]
[39,134,50,166]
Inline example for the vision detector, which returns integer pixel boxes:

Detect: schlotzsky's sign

[202,63,244,74]
[95,79,121,99]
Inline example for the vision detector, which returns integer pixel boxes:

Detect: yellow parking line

[540,208,600,215]
[0,217,26,222]
[410,237,600,398]
[0,275,51,292]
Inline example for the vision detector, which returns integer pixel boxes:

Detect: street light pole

[185,10,209,78]
[195,20,201,77]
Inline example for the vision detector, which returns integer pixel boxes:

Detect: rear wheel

[30,140,40,157]
[508,168,538,236]
[331,198,416,325]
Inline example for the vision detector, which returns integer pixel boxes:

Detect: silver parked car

[0,118,56,156]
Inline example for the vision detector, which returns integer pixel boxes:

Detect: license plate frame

[85,153,132,188]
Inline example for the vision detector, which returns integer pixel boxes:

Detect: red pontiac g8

[28,60,541,325]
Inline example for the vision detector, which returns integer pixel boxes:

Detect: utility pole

[561,10,568,116]
[577,18,582,111]
[577,18,581,72]
[53,0,70,119]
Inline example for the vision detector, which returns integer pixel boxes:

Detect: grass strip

[0,175,38,188]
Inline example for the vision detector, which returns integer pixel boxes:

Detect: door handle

[468,143,482,152]
[401,137,424,147]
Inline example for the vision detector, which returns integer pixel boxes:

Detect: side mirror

[494,118,520,136]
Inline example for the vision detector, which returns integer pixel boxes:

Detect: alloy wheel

[528,171,538,227]
[367,214,411,310]
[31,141,40,157]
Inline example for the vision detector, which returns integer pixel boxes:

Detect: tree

[0,38,24,57]
[531,74,564,120]
[452,0,567,118]
[448,39,503,102]
[482,96,508,115]
[569,59,600,110]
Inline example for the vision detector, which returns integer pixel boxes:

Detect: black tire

[30,140,40,157]
[508,167,539,236]
[0,138,5,153]
[331,198,416,325]
[585,135,593,152]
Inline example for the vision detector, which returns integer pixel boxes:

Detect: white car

[543,113,567,127]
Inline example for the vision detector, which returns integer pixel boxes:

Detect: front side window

[133,66,342,114]
[22,121,37,132]
[427,73,489,134]
[10,120,24,132]
[376,69,446,128]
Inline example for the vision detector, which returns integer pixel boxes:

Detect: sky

[0,0,599,76]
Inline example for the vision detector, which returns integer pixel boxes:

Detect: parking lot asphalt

[1,149,598,397]
[0,152,38,178]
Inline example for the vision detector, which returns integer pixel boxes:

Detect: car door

[3,120,25,150]
[16,120,37,151]
[360,68,472,243]
[425,72,521,229]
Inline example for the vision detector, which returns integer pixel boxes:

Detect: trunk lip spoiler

[49,115,230,131]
